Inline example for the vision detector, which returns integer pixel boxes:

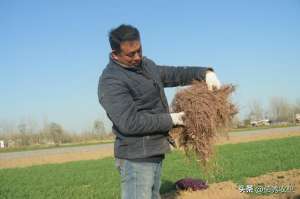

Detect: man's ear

[111,51,119,61]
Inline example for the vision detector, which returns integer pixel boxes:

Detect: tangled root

[170,81,238,166]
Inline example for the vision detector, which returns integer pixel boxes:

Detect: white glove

[170,112,185,126]
[205,71,221,91]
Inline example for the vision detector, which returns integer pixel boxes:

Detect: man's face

[112,40,142,67]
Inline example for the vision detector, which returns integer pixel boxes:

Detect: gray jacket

[98,56,211,159]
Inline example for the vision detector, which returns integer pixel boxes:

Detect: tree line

[246,97,300,124]
[0,119,113,148]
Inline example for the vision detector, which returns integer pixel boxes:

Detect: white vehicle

[296,114,300,123]
[0,140,4,148]
[250,119,270,127]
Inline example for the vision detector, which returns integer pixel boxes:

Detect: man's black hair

[109,24,140,52]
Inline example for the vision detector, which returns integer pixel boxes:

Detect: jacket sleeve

[157,64,213,87]
[98,75,173,136]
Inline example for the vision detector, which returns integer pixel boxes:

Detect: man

[98,24,221,199]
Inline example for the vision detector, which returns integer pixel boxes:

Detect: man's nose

[133,52,141,61]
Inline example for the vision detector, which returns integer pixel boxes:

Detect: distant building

[0,140,4,148]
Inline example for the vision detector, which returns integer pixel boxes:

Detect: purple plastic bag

[175,178,209,191]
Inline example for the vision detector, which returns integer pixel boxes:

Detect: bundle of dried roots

[170,81,238,166]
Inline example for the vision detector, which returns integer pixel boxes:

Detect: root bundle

[170,81,238,166]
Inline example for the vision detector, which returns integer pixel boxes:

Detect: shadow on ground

[161,180,176,194]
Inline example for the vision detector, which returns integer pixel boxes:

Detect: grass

[161,136,300,192]
[0,136,299,199]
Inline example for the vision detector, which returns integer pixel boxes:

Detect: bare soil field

[0,145,113,169]
[217,129,300,145]
[163,169,300,199]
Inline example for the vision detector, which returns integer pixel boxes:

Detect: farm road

[1,126,300,168]
[0,143,113,161]
[230,125,300,136]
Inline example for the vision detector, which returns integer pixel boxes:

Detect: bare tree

[0,120,16,135]
[231,115,241,128]
[248,100,264,121]
[48,122,64,146]
[269,97,293,122]
[93,119,106,138]
[294,98,300,113]
[17,123,31,146]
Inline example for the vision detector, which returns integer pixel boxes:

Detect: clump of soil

[170,81,238,166]
[163,169,300,199]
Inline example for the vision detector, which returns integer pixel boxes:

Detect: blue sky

[1,0,299,132]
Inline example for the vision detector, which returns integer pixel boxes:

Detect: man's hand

[170,112,185,126]
[205,71,221,91]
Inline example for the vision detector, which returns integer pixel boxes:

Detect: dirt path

[163,169,300,199]
[0,126,300,169]
[217,128,300,145]
[0,144,113,169]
